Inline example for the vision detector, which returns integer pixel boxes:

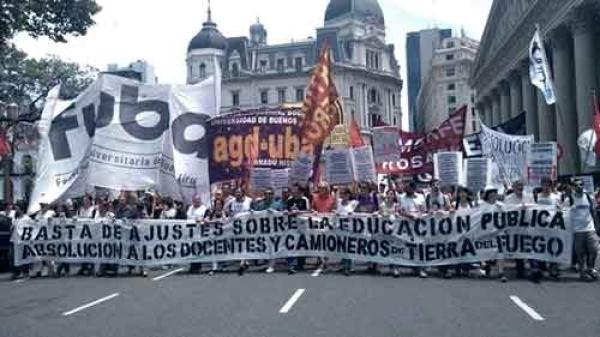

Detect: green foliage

[0,0,101,44]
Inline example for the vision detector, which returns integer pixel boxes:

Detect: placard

[324,148,353,185]
[527,142,557,186]
[271,168,290,192]
[434,152,463,186]
[250,168,272,191]
[351,146,376,183]
[464,157,491,192]
[289,154,314,186]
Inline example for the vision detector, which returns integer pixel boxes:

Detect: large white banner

[479,123,534,186]
[13,204,572,267]
[29,72,220,213]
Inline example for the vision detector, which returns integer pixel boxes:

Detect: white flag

[529,29,556,105]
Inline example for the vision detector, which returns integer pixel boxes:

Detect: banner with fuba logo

[29,73,219,213]
[13,204,572,267]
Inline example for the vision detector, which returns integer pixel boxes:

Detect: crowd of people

[5,176,600,283]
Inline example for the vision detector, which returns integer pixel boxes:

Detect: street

[1,262,599,337]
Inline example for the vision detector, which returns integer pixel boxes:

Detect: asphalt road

[0,262,599,337]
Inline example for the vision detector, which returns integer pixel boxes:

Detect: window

[294,57,303,72]
[199,63,206,78]
[448,96,457,104]
[232,91,240,107]
[349,86,354,100]
[296,88,304,102]
[277,88,286,104]
[446,41,455,48]
[369,89,378,104]
[446,67,455,77]
[231,63,239,77]
[260,90,269,105]
[448,107,455,114]
[277,58,285,72]
[374,53,379,70]
[392,94,396,107]
[445,54,454,61]
[259,60,267,72]
[447,83,456,91]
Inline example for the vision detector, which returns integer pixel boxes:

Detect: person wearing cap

[564,178,600,281]
[398,181,428,278]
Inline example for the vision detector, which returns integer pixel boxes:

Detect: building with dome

[186,0,403,132]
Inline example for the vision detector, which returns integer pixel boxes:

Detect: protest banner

[377,106,467,176]
[434,152,463,187]
[29,73,220,213]
[324,148,353,185]
[464,157,491,192]
[250,168,272,191]
[527,142,557,186]
[271,169,290,192]
[12,204,572,267]
[372,127,401,166]
[479,122,534,186]
[289,153,314,186]
[351,145,376,183]
[207,109,317,184]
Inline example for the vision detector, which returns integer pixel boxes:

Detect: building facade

[418,36,479,134]
[406,28,452,131]
[106,60,157,84]
[186,0,403,132]
[471,0,600,177]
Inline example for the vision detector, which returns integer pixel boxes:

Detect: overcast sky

[12,0,493,128]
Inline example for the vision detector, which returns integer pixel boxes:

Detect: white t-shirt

[94,211,115,223]
[187,205,208,221]
[161,208,177,219]
[78,205,96,219]
[504,192,535,205]
[399,193,426,216]
[227,197,253,216]
[569,194,596,233]
[336,199,358,215]
[536,192,561,208]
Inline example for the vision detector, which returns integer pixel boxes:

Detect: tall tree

[0,0,101,45]
[0,44,97,113]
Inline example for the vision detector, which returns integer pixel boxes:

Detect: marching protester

[286,183,311,274]
[252,187,283,273]
[225,188,253,275]
[564,178,600,281]
[9,203,30,280]
[380,190,401,277]
[336,187,358,276]
[356,182,380,274]
[481,186,507,282]
[398,181,427,278]
[77,195,97,276]
[426,179,454,279]
[503,180,534,279]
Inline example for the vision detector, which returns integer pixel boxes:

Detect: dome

[324,0,385,26]
[188,20,227,52]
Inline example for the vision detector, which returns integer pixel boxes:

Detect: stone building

[186,0,403,131]
[418,36,479,134]
[471,0,600,176]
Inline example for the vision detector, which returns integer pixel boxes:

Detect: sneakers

[499,274,507,283]
[418,270,428,279]
[288,268,297,275]
[392,268,400,278]
[586,269,599,280]
[265,267,275,274]
[208,270,215,276]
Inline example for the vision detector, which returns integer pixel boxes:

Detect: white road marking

[280,289,305,314]
[152,268,184,281]
[311,268,323,277]
[62,293,120,316]
[510,295,545,321]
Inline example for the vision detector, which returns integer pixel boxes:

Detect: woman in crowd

[336,187,358,276]
[203,197,227,276]
[480,186,507,282]
[355,182,380,274]
[379,190,401,277]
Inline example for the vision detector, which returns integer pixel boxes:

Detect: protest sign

[329,125,349,147]
[13,204,572,267]
[289,153,314,185]
[434,152,463,186]
[351,146,376,183]
[479,122,534,186]
[250,168,272,191]
[527,142,557,186]
[324,148,353,185]
[207,109,317,184]
[372,127,401,166]
[464,157,491,192]
[271,169,290,192]
[29,73,220,213]
[577,175,595,193]
[377,106,467,175]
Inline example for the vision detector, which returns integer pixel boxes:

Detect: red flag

[300,44,341,146]
[593,95,600,155]
[349,119,364,148]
